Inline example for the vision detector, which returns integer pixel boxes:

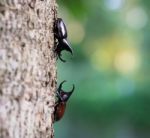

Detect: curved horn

[69,84,75,93]
[58,80,66,93]
[61,84,75,102]
[62,39,73,55]
[58,54,66,62]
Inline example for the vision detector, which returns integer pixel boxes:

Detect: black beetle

[54,18,73,62]
[54,80,75,122]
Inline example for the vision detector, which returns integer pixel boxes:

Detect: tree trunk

[0,0,57,138]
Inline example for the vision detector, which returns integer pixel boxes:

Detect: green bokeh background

[54,0,150,138]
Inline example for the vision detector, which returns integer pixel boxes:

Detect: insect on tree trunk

[0,0,57,138]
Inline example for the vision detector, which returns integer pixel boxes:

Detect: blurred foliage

[55,0,150,138]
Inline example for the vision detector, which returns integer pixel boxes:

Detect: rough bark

[0,0,57,138]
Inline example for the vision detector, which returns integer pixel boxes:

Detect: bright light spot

[68,21,85,44]
[114,50,140,74]
[105,0,125,10]
[126,7,148,30]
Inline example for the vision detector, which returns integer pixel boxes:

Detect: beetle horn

[69,84,75,93]
[58,80,66,93]
[62,39,73,55]
[55,39,73,62]
[61,84,75,102]
[58,54,66,62]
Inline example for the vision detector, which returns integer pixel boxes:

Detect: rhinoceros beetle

[54,80,75,122]
[54,18,73,62]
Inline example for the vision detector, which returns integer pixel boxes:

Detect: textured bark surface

[0,0,57,138]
